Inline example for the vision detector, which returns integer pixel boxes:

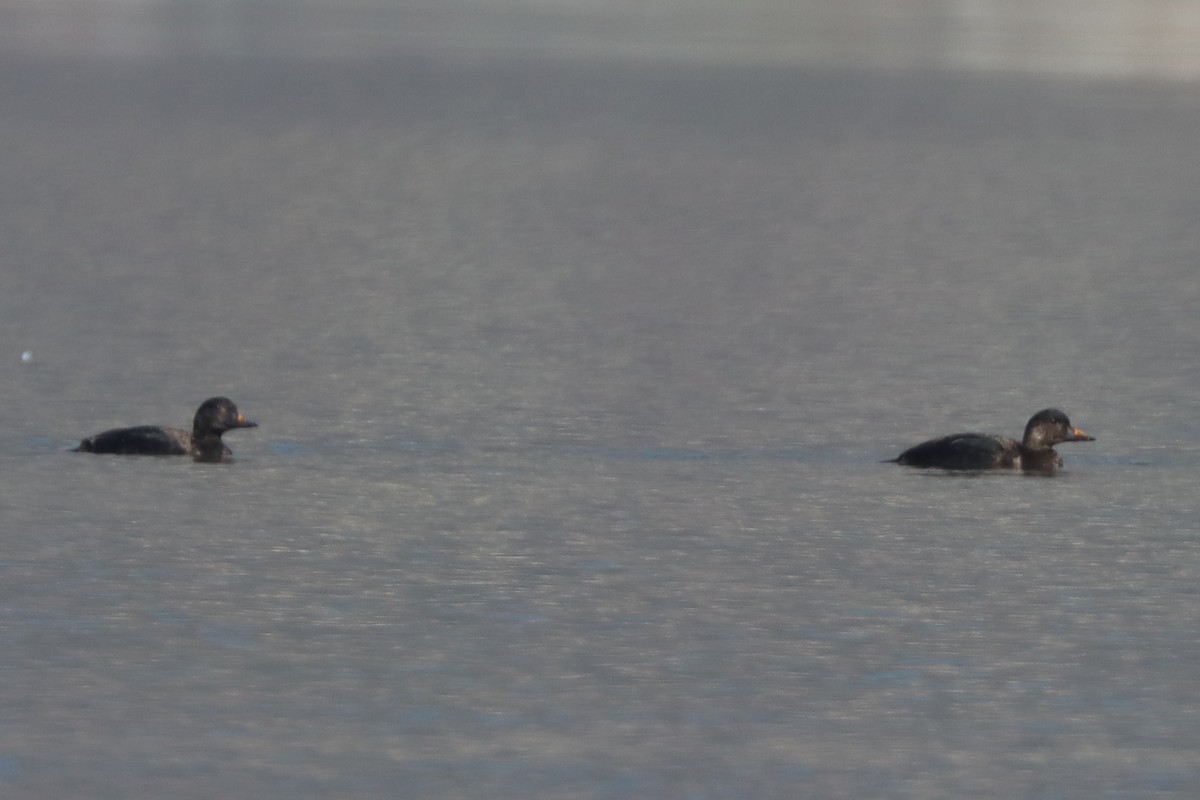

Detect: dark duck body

[890,408,1094,472]
[75,397,257,463]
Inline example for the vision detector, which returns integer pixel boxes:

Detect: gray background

[2,2,1199,798]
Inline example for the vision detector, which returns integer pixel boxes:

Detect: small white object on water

[20,351,33,363]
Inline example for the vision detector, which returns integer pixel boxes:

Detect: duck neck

[192,430,229,462]
[1018,444,1061,472]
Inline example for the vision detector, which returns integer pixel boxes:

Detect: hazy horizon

[2,0,1200,80]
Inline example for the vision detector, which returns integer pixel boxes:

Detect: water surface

[2,5,1200,799]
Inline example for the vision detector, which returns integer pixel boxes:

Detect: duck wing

[893,432,1019,470]
[76,425,192,456]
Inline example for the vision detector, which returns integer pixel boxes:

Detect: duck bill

[1067,427,1094,442]
[235,414,258,428]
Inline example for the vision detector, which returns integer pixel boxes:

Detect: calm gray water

[3,6,1200,799]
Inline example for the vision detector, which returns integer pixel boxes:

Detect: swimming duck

[75,397,257,463]
[889,408,1093,472]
